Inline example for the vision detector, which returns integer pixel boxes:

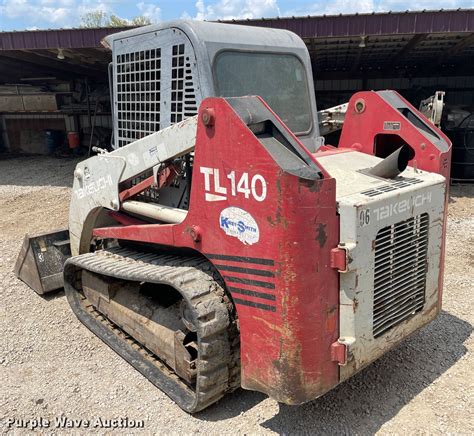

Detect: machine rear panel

[315,151,446,381]
[341,181,444,380]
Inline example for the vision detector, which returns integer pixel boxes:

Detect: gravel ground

[1,156,472,434]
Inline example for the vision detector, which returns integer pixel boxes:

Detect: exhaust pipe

[369,145,411,179]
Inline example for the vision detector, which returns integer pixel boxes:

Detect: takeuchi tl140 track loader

[15,21,452,412]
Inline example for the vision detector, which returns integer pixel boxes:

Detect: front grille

[373,213,429,338]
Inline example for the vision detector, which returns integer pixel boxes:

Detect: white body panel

[69,116,197,256]
[317,151,446,380]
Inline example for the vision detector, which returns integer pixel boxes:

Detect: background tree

[131,16,152,26]
[80,10,109,28]
[80,10,152,28]
[108,15,130,27]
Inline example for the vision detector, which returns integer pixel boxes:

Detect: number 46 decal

[200,167,267,202]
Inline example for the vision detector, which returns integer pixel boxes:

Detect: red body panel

[93,92,451,403]
[338,91,451,178]
[338,91,451,309]
[94,97,340,403]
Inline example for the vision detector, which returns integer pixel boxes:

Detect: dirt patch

[0,156,472,434]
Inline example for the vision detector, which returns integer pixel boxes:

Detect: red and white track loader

[15,20,451,412]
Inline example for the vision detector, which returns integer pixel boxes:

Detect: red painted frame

[93,92,451,403]
[338,91,451,309]
[94,97,340,403]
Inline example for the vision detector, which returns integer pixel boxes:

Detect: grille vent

[116,41,199,203]
[116,49,161,147]
[361,177,423,197]
[373,213,429,338]
[171,44,198,123]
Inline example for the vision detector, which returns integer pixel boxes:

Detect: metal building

[0,9,473,178]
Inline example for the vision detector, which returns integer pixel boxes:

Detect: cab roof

[103,19,307,53]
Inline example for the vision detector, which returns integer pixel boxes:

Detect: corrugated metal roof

[0,10,472,83]
[226,9,474,38]
[0,10,472,51]
[0,27,134,50]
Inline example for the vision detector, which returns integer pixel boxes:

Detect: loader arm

[69,116,197,256]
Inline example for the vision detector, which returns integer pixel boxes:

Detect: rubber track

[63,247,239,413]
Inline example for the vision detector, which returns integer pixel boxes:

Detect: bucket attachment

[14,229,71,295]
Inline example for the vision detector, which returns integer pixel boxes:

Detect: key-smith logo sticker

[219,207,259,245]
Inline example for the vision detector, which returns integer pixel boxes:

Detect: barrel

[44,130,62,155]
[67,131,80,149]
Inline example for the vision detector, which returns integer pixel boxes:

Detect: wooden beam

[0,56,60,82]
[25,48,110,67]
[438,33,474,64]
[315,61,473,80]
[385,33,428,70]
[0,50,106,80]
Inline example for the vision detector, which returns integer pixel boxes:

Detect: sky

[0,0,473,31]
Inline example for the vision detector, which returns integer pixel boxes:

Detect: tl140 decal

[200,167,267,202]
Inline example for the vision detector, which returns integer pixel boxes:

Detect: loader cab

[104,20,321,151]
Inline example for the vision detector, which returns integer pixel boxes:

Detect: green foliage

[80,10,152,28]
[80,10,109,28]
[109,15,130,27]
[131,16,152,26]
